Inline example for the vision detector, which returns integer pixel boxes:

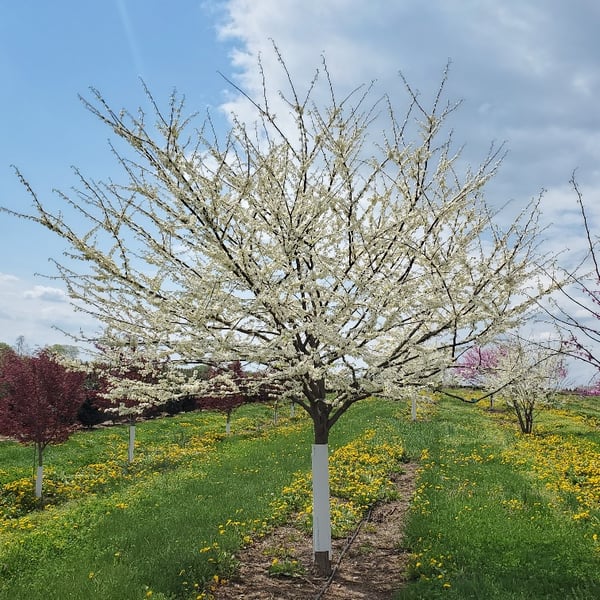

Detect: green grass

[0,395,598,599]
[394,396,600,600]
[0,406,312,599]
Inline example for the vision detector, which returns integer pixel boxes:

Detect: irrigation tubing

[313,504,375,600]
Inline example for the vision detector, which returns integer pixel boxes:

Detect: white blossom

[5,51,561,574]
[5,56,558,432]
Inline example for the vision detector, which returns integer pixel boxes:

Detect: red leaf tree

[0,349,86,497]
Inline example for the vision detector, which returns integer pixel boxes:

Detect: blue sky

[1,1,599,381]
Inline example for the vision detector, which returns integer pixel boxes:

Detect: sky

[1,0,599,382]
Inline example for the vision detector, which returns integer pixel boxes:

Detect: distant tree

[4,50,558,574]
[457,340,566,433]
[455,344,508,408]
[47,344,79,360]
[197,361,247,435]
[456,345,504,387]
[550,175,600,390]
[0,349,86,498]
[92,332,181,462]
[14,335,29,356]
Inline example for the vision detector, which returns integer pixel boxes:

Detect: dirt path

[213,462,419,600]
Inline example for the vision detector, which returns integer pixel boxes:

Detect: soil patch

[213,462,419,600]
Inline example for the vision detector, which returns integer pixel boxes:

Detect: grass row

[397,397,600,599]
[0,400,405,599]
[0,395,599,599]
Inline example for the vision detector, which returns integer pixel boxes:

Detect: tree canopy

[5,58,554,439]
[4,53,557,572]
[0,348,85,457]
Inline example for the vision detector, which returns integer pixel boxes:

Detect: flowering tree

[93,333,177,463]
[0,349,85,498]
[455,344,508,408]
[457,340,566,432]
[197,361,247,435]
[5,53,555,573]
[456,345,504,387]
[549,176,600,392]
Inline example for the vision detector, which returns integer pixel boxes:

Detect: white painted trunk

[35,465,43,498]
[128,424,136,463]
[311,444,332,559]
[290,402,295,418]
[225,418,231,435]
[411,395,417,421]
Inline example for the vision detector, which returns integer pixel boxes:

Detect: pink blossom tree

[456,345,501,386]
[455,345,509,408]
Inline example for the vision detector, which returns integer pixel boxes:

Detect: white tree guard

[35,465,43,498]
[312,444,332,558]
[128,424,136,463]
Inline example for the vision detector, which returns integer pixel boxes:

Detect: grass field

[0,395,598,599]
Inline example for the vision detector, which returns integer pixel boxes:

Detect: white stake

[35,465,43,498]
[128,423,136,463]
[312,444,332,562]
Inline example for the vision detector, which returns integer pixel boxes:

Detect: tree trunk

[524,407,534,434]
[35,443,43,499]
[310,399,332,576]
[312,442,332,576]
[226,411,232,435]
[128,421,136,463]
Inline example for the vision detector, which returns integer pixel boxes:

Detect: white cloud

[213,0,600,386]
[215,0,600,259]
[217,0,600,203]
[0,274,97,349]
[23,285,68,303]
